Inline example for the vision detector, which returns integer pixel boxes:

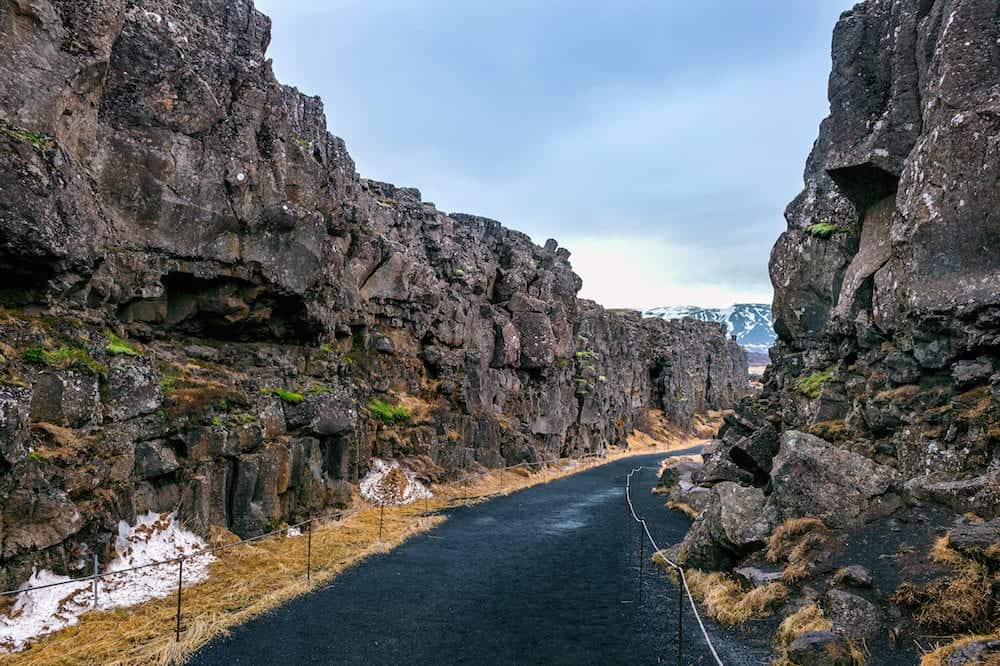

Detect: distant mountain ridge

[642,303,774,364]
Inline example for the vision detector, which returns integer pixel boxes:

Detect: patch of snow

[0,512,214,653]
[360,458,433,506]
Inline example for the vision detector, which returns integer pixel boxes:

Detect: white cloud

[563,235,771,310]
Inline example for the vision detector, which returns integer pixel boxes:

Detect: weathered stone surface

[786,631,854,666]
[948,518,1000,561]
[28,371,99,427]
[104,357,162,422]
[945,639,1000,666]
[2,483,82,558]
[832,564,873,589]
[768,431,901,528]
[0,385,31,466]
[133,440,180,480]
[823,588,879,642]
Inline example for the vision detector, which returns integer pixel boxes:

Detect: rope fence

[624,466,724,665]
[0,449,613,646]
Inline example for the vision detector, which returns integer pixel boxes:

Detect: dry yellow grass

[665,501,700,519]
[921,633,1000,666]
[1,427,704,665]
[683,570,788,626]
[892,535,996,634]
[773,604,832,649]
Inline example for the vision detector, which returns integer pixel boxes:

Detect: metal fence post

[638,530,644,604]
[378,503,384,541]
[175,557,184,642]
[306,521,313,584]
[92,554,99,608]
[677,578,683,665]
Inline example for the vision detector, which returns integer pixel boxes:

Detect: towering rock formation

[666,2,1000,661]
[0,0,746,591]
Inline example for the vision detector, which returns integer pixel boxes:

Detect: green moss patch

[262,388,305,404]
[105,331,141,356]
[0,120,54,151]
[804,222,849,239]
[22,345,107,379]
[369,398,410,424]
[795,367,836,398]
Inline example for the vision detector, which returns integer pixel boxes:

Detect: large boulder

[767,431,901,528]
[676,482,771,570]
[786,631,854,666]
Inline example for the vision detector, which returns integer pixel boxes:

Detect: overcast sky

[256,0,851,309]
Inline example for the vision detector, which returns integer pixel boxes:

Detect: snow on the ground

[360,458,433,505]
[0,512,214,652]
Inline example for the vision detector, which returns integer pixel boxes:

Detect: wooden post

[677,576,684,665]
[378,502,385,542]
[306,521,312,584]
[175,557,184,642]
[638,532,645,604]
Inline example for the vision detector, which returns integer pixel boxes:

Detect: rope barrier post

[638,527,644,604]
[175,557,184,642]
[306,520,312,584]
[92,553,99,608]
[378,502,385,542]
[677,575,683,665]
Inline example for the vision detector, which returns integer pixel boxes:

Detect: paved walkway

[189,449,767,665]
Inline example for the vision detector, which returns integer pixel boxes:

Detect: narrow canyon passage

[189,450,768,665]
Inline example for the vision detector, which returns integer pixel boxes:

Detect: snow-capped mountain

[643,303,775,364]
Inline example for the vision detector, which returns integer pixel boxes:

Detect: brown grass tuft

[767,517,827,562]
[666,501,700,520]
[684,570,788,626]
[920,633,1000,666]
[774,603,832,649]
[892,536,997,635]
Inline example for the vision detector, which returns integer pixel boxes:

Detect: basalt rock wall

[683,0,1000,557]
[0,0,747,589]
[761,0,1000,504]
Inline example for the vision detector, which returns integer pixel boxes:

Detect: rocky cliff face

[766,0,1000,493]
[665,2,1000,661]
[0,0,747,590]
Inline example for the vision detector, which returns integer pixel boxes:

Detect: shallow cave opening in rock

[728,446,769,487]
[322,436,350,480]
[118,272,321,343]
[648,359,669,410]
[827,163,899,217]
[0,255,57,306]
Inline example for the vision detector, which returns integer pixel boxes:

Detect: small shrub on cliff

[805,222,847,239]
[0,119,54,151]
[105,331,141,356]
[22,345,107,379]
[794,367,836,398]
[369,399,410,424]
[263,388,305,404]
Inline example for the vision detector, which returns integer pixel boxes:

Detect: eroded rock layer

[0,0,747,589]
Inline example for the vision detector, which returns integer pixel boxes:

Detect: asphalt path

[189,448,768,665]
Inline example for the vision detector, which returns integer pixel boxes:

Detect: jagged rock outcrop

[0,0,747,590]
[665,2,1000,661]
